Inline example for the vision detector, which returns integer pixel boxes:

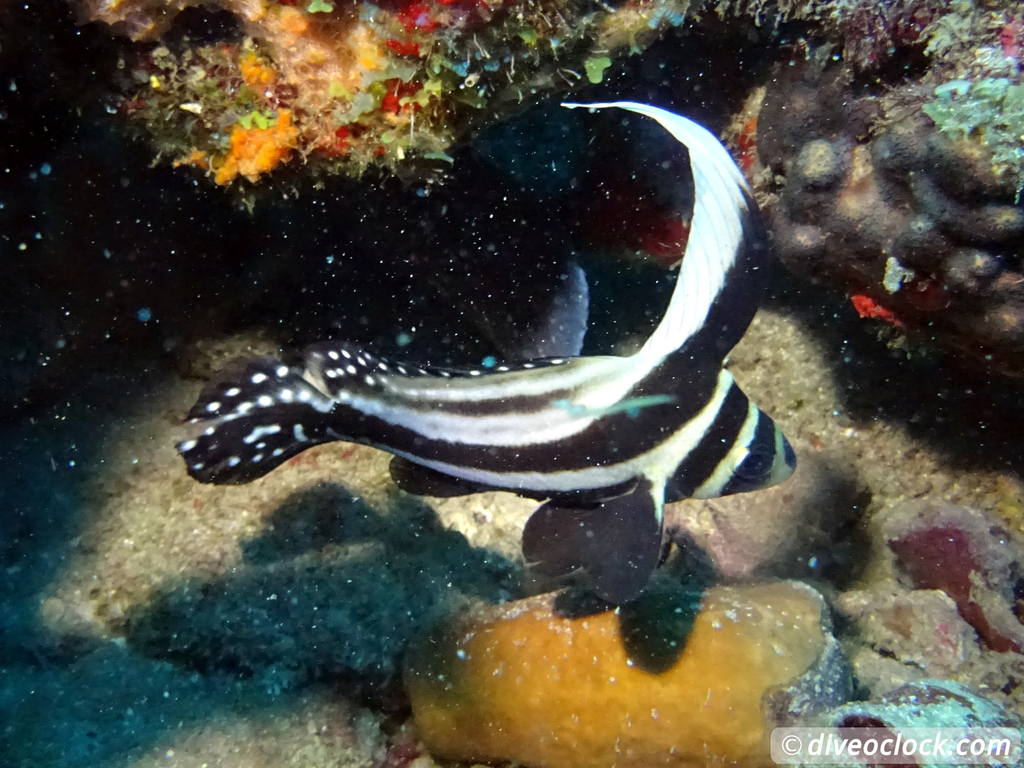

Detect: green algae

[922,77,1024,198]
[238,110,277,130]
[584,55,612,84]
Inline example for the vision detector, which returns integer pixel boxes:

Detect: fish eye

[736,449,774,480]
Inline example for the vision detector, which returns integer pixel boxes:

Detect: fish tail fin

[177,356,336,484]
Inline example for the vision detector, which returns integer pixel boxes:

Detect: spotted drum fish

[176,101,796,604]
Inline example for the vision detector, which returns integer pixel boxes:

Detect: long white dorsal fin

[561,101,755,362]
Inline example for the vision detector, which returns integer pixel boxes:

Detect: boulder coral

[752,0,1024,374]
[760,58,1024,374]
[405,580,849,768]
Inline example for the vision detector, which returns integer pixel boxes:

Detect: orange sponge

[405,582,831,768]
[214,109,298,185]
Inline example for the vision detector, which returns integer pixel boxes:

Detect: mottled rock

[879,500,1024,654]
[816,680,1020,759]
[835,499,1024,716]
[836,588,982,682]
[800,680,1021,768]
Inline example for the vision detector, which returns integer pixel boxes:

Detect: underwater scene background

[3,0,1024,766]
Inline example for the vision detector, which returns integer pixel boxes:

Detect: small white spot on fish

[326,369,337,379]
[298,390,311,401]
[257,395,274,407]
[335,368,346,377]
[244,424,281,444]
[252,373,268,384]
[328,350,339,360]
[179,439,197,452]
[237,401,254,414]
[227,456,241,467]
[206,401,221,413]
[469,370,482,376]
[191,462,205,471]
[378,362,388,371]
[396,365,408,375]
[356,356,366,366]
[346,365,357,375]
[497,366,510,372]
[294,424,309,442]
[272,447,284,457]
[276,365,289,377]
[364,375,375,386]
[341,349,352,359]
[226,387,241,397]
[522,363,535,368]
[252,453,264,463]
[439,370,451,377]
[204,426,215,436]
[280,389,294,401]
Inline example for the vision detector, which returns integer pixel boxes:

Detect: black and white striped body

[177,102,796,603]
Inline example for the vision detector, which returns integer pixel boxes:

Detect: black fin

[522,477,663,604]
[389,456,487,497]
[177,356,336,484]
[470,260,589,360]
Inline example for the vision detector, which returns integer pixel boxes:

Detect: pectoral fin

[522,477,663,604]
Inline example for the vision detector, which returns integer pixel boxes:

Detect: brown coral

[759,60,1024,374]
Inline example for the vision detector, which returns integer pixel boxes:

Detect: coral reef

[83,0,694,187]
[761,64,1024,373]
[9,2,1024,766]
[405,579,848,768]
[754,0,1024,374]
